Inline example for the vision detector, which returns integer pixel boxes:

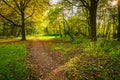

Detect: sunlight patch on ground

[37,36,57,40]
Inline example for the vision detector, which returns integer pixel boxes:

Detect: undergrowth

[0,42,33,80]
[65,36,120,80]
[48,35,120,80]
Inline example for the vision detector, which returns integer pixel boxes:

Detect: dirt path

[27,38,67,80]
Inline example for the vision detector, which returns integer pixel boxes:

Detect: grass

[37,35,60,40]
[0,42,31,80]
[0,35,61,41]
[0,36,34,42]
[66,37,120,80]
[47,35,120,80]
[1,35,120,79]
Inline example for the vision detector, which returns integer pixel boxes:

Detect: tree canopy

[0,0,120,41]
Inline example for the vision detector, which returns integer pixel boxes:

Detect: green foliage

[68,16,88,35]
[66,52,120,80]
[0,42,32,80]
[70,35,89,43]
[65,36,120,80]
[47,7,63,24]
[62,15,89,40]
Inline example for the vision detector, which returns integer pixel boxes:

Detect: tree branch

[13,0,21,11]
[66,0,79,7]
[66,0,90,9]
[2,0,21,15]
[24,0,36,20]
[25,9,35,20]
[80,0,90,9]
[96,0,99,3]
[23,0,31,10]
[0,13,21,27]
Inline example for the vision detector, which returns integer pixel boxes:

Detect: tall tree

[0,0,32,40]
[65,0,99,41]
[118,0,120,41]
[0,0,49,40]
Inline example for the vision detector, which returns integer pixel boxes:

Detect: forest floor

[1,37,119,80]
[27,38,68,80]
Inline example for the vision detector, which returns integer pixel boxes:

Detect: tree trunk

[89,0,97,41]
[118,0,120,41]
[21,11,26,41]
[2,22,5,36]
[63,21,67,37]
[11,25,14,36]
[59,24,62,38]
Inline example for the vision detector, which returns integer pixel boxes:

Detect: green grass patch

[37,36,60,40]
[0,35,65,41]
[0,42,31,80]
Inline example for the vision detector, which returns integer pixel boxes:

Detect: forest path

[27,38,68,80]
